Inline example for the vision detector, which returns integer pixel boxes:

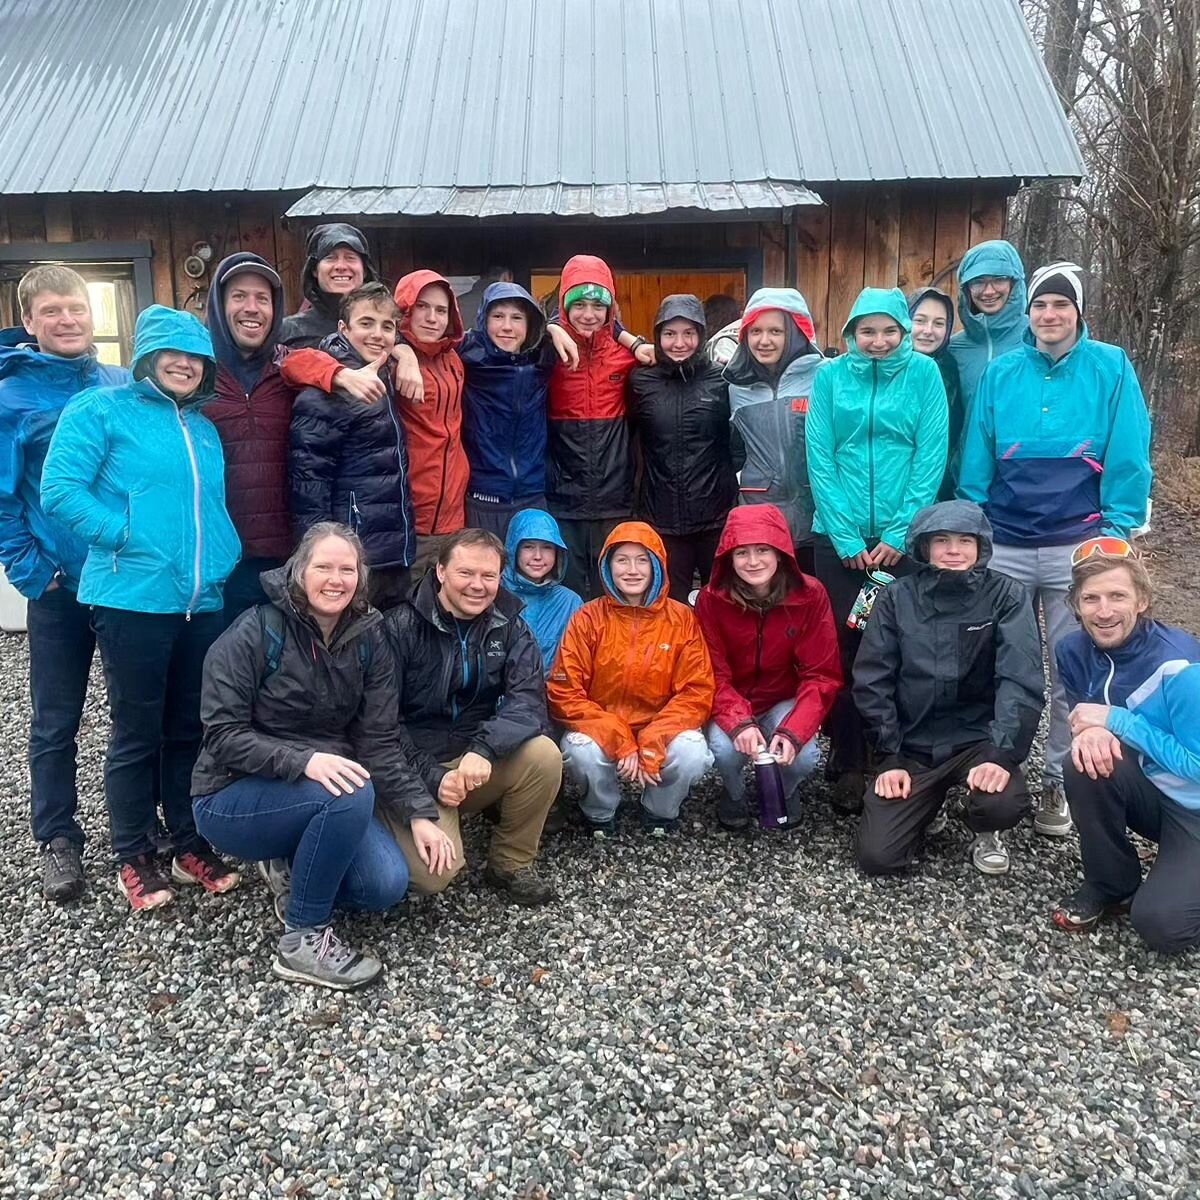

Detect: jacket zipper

[349,491,361,530]
[385,393,412,554]
[1103,654,1116,704]
[868,362,878,538]
[754,614,765,684]
[175,406,204,620]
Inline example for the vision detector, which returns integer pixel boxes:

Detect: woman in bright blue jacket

[42,305,242,911]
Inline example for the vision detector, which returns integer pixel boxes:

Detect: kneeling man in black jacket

[853,501,1044,876]
[382,528,561,905]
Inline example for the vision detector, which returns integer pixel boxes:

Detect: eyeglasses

[967,276,1012,292]
[1070,536,1135,567]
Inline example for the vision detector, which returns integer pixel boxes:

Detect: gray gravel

[0,630,1196,1200]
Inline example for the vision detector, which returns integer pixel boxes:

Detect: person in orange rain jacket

[547,521,715,838]
[280,269,470,577]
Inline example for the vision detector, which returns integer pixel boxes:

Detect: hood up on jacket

[906,286,954,356]
[394,269,465,355]
[955,240,1028,343]
[477,281,546,356]
[559,254,620,337]
[709,503,804,592]
[300,223,380,321]
[725,287,818,385]
[841,287,914,375]
[131,305,217,403]
[206,252,284,392]
[651,293,706,374]
[503,507,570,595]
[599,520,667,609]
[907,498,995,573]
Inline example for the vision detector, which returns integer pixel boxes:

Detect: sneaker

[830,771,866,816]
[639,811,678,838]
[42,837,85,902]
[118,854,175,911]
[1034,781,1073,837]
[171,847,241,894]
[717,795,750,832]
[482,863,556,906]
[272,925,383,991]
[257,859,290,926]
[971,831,1010,875]
[1052,884,1134,933]
[586,816,618,841]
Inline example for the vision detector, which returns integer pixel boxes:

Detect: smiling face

[339,298,397,362]
[316,247,365,296]
[746,310,788,366]
[608,542,654,604]
[926,532,979,571]
[438,544,502,619]
[731,543,780,596]
[409,283,452,343]
[24,289,94,357]
[517,539,557,584]
[223,272,274,352]
[1075,565,1148,650]
[967,276,1013,315]
[853,315,904,358]
[486,301,530,352]
[153,350,205,399]
[910,297,949,355]
[567,298,608,338]
[302,534,360,624]
[659,317,701,363]
[1029,295,1080,354]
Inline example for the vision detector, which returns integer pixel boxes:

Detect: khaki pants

[382,734,561,894]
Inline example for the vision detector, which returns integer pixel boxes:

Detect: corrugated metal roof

[0,0,1082,202]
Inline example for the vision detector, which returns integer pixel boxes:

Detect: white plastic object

[0,564,28,632]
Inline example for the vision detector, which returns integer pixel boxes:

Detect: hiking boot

[272,925,382,991]
[541,801,567,837]
[1052,884,1134,933]
[717,793,750,832]
[118,854,175,911]
[42,837,85,902]
[257,858,290,925]
[483,863,556,906]
[830,771,866,816]
[172,847,241,894]
[1034,781,1072,837]
[586,816,618,841]
[971,830,1010,875]
[640,810,678,838]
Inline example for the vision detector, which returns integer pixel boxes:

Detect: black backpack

[258,604,372,679]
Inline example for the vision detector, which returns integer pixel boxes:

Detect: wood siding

[0,182,1008,345]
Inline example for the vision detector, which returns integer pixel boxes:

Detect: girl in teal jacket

[41,305,241,910]
[804,287,948,809]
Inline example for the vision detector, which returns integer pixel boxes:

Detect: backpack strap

[258,604,287,681]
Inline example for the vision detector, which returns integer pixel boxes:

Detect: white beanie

[1027,261,1085,316]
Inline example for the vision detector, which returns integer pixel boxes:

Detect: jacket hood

[651,293,707,373]
[394,269,465,353]
[725,288,819,385]
[560,255,620,335]
[955,240,1028,339]
[300,223,380,319]
[206,252,284,389]
[477,281,546,355]
[907,499,994,567]
[738,288,817,344]
[907,286,955,354]
[841,287,914,375]
[503,508,570,595]
[131,305,217,401]
[599,520,667,609]
[710,503,802,591]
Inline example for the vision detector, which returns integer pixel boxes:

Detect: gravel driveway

[0,631,1195,1200]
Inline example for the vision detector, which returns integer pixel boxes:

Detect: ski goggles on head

[1070,536,1135,568]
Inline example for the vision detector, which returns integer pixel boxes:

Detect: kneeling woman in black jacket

[192,522,453,991]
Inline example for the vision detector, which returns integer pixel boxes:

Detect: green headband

[564,283,612,310]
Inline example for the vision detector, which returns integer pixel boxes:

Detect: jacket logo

[659,642,671,652]
[965,622,993,632]
[786,626,797,639]
[789,395,809,413]
[609,372,624,383]
[488,639,503,652]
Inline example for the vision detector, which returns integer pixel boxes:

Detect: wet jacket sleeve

[851,587,905,766]
[778,584,843,748]
[636,614,716,770]
[547,609,638,760]
[1099,354,1152,537]
[349,627,438,823]
[40,394,128,552]
[289,388,348,536]
[880,365,949,553]
[280,348,341,394]
[694,590,755,735]
[988,581,1045,767]
[468,617,549,761]
[198,613,315,783]
[0,415,53,598]
[385,618,452,798]
[805,368,866,559]
[1107,667,1200,786]
[956,367,998,506]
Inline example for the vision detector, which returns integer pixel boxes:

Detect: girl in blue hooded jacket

[42,305,242,912]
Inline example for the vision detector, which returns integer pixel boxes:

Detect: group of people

[2,221,1197,994]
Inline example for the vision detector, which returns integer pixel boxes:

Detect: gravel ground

[1,574,1198,1198]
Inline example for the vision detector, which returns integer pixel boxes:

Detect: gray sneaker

[272,926,382,991]
[971,830,1010,875]
[257,858,290,926]
[42,837,85,902]
[1034,782,1073,837]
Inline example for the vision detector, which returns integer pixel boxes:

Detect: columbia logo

[966,622,993,632]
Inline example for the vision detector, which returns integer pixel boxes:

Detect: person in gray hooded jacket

[853,500,1044,877]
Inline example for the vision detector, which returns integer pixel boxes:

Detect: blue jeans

[193,776,409,928]
[93,607,223,860]
[27,585,96,848]
[706,698,821,825]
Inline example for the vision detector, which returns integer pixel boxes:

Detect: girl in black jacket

[628,294,737,601]
[192,522,454,991]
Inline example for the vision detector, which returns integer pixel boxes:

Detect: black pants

[27,585,96,849]
[812,538,913,776]
[857,743,1030,875]
[1064,756,1200,954]
[465,493,546,541]
[660,529,722,603]
[222,555,285,628]
[556,516,624,600]
[368,565,411,611]
[93,607,223,861]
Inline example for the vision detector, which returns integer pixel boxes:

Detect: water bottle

[846,570,896,631]
[754,748,790,831]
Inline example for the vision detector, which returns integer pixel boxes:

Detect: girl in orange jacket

[547,521,715,837]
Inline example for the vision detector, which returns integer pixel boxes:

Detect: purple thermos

[754,749,789,831]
